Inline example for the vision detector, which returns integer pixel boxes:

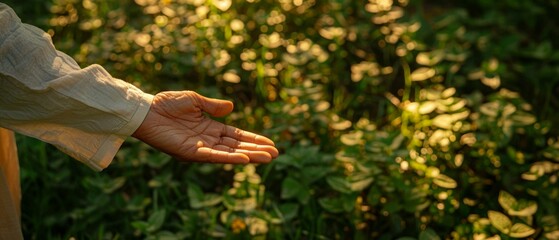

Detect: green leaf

[277,203,299,221]
[304,166,332,184]
[318,197,344,213]
[131,221,149,232]
[509,223,535,238]
[274,154,303,169]
[341,193,357,212]
[419,228,441,240]
[326,176,352,193]
[187,184,204,208]
[488,210,512,234]
[297,187,311,204]
[146,231,180,240]
[147,209,166,232]
[146,153,172,168]
[281,177,303,199]
[101,177,126,194]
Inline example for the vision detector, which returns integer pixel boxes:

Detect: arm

[0,4,277,170]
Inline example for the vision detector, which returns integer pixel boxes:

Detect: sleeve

[0,3,154,171]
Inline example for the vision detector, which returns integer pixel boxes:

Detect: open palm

[132,91,278,164]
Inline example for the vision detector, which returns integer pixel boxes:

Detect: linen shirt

[0,3,154,171]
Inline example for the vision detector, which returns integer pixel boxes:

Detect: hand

[132,91,278,164]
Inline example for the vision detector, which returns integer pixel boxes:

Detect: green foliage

[6,0,559,239]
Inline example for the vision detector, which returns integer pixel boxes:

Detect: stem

[400,59,412,137]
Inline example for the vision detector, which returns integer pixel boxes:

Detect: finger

[214,145,274,163]
[195,147,250,164]
[222,125,275,146]
[193,92,234,117]
[219,137,279,158]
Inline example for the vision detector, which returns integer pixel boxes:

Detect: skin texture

[132,91,279,164]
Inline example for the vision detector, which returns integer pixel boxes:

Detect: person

[0,3,279,239]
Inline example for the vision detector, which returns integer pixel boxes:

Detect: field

[6,0,559,239]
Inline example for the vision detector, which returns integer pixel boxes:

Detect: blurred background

[5,0,559,239]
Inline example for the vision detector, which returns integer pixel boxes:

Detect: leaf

[509,223,535,238]
[510,200,538,217]
[278,203,299,221]
[148,231,180,240]
[350,177,374,192]
[410,67,436,81]
[102,177,126,194]
[418,101,437,114]
[480,101,500,117]
[281,177,303,199]
[147,209,166,232]
[341,193,357,212]
[187,184,204,208]
[274,154,303,170]
[481,76,501,89]
[296,187,311,204]
[340,131,364,146]
[131,221,149,232]
[498,191,517,214]
[326,176,352,193]
[431,114,454,129]
[419,228,441,240]
[212,0,232,11]
[318,197,344,213]
[432,111,470,129]
[498,191,538,217]
[488,210,512,234]
[416,50,444,66]
[511,112,536,126]
[433,174,457,189]
[389,134,405,150]
[304,166,332,184]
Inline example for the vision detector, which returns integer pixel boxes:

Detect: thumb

[196,93,234,117]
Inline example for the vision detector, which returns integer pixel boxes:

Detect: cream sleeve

[0,3,154,171]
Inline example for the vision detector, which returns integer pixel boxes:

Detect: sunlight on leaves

[498,191,538,217]
[213,0,232,11]
[433,174,457,189]
[419,101,437,114]
[416,50,444,66]
[341,131,364,146]
[319,27,347,40]
[509,223,536,238]
[431,111,469,129]
[410,67,436,81]
[366,0,394,13]
[222,71,241,83]
[489,211,512,234]
[481,76,501,89]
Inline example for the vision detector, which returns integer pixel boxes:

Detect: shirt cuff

[87,92,154,171]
